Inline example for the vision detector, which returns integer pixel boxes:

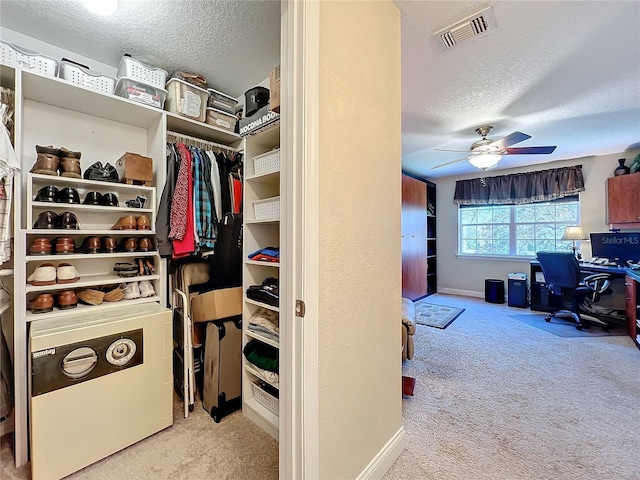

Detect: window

[458,197,580,257]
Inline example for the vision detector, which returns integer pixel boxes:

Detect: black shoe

[101,193,119,207]
[34,211,57,229]
[83,191,103,205]
[56,187,80,204]
[102,163,119,183]
[55,212,80,230]
[34,185,59,203]
[84,161,105,181]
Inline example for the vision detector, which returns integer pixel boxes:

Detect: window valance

[453,165,585,205]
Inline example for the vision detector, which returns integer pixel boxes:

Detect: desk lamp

[562,226,587,259]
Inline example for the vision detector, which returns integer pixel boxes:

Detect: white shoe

[56,263,80,283]
[138,280,155,298]
[27,264,57,286]
[123,282,141,300]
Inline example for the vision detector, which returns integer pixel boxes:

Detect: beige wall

[435,149,640,296]
[317,1,403,478]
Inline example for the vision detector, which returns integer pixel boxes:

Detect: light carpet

[385,293,640,480]
[414,299,465,329]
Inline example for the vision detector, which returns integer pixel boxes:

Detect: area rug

[509,313,627,338]
[414,300,465,329]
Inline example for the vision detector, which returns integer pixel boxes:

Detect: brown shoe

[111,215,137,230]
[77,289,105,306]
[81,236,100,254]
[101,236,116,253]
[31,146,60,175]
[59,158,82,178]
[55,237,75,254]
[30,238,52,255]
[56,289,78,309]
[103,285,124,302]
[136,215,151,230]
[119,237,137,252]
[137,237,153,252]
[59,147,81,159]
[29,293,54,314]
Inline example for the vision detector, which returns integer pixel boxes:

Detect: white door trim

[280,0,320,478]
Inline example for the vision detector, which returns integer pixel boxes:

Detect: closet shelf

[31,202,154,214]
[245,364,280,389]
[244,298,280,313]
[166,111,241,145]
[245,171,280,183]
[0,269,14,277]
[26,273,160,293]
[244,398,279,428]
[245,219,279,226]
[245,260,280,268]
[30,173,156,193]
[26,251,158,262]
[25,296,160,322]
[245,330,280,349]
[25,229,156,235]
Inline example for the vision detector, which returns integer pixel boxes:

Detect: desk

[529,260,628,320]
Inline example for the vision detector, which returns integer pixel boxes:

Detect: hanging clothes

[171,144,196,258]
[156,143,179,257]
[207,150,223,223]
[0,112,19,265]
[192,147,217,251]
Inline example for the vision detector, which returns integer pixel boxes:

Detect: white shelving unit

[242,124,281,439]
[4,65,246,468]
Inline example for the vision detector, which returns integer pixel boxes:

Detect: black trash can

[485,279,505,304]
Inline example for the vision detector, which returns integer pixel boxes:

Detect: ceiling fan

[431,126,557,171]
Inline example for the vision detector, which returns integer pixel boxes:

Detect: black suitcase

[202,316,243,422]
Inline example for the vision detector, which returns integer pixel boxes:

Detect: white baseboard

[438,288,484,298]
[356,426,406,480]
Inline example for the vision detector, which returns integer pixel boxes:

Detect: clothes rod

[166,130,239,152]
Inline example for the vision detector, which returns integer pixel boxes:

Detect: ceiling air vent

[433,7,497,51]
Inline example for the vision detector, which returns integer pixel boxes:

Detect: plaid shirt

[192,148,218,249]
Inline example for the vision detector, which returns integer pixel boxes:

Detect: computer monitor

[590,232,640,263]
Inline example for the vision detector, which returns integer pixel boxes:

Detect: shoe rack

[25,172,160,320]
[242,122,281,438]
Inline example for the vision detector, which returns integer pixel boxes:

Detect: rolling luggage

[202,316,243,422]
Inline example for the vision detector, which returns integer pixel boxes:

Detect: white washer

[29,304,172,480]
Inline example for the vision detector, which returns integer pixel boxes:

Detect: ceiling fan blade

[434,148,471,153]
[431,156,469,170]
[490,131,531,149]
[504,146,557,155]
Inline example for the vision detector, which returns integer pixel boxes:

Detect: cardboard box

[116,152,153,186]
[239,104,280,137]
[269,65,280,113]
[190,287,243,323]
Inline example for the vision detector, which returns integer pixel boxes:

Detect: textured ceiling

[397,0,640,178]
[0,0,281,98]
[1,1,639,179]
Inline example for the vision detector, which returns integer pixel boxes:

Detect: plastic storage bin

[117,56,168,89]
[252,382,279,416]
[252,196,280,221]
[115,76,167,109]
[207,88,238,114]
[165,77,208,122]
[252,149,280,177]
[205,107,237,132]
[0,41,58,77]
[59,60,116,95]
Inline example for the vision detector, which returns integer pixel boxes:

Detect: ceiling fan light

[468,153,502,170]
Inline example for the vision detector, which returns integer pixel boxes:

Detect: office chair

[536,251,612,330]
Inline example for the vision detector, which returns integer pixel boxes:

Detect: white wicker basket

[253,196,280,221]
[0,41,58,77]
[252,382,279,415]
[59,61,116,95]
[252,149,280,177]
[117,56,168,89]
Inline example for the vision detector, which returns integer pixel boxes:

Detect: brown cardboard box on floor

[190,287,243,322]
[269,65,280,113]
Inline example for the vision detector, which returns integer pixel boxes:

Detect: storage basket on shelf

[252,149,280,177]
[207,88,238,114]
[0,41,58,77]
[252,196,280,221]
[59,60,116,95]
[205,107,237,132]
[252,381,279,415]
[165,77,208,122]
[116,55,168,89]
[115,76,167,109]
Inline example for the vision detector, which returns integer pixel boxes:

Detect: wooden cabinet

[401,174,427,300]
[607,174,640,228]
